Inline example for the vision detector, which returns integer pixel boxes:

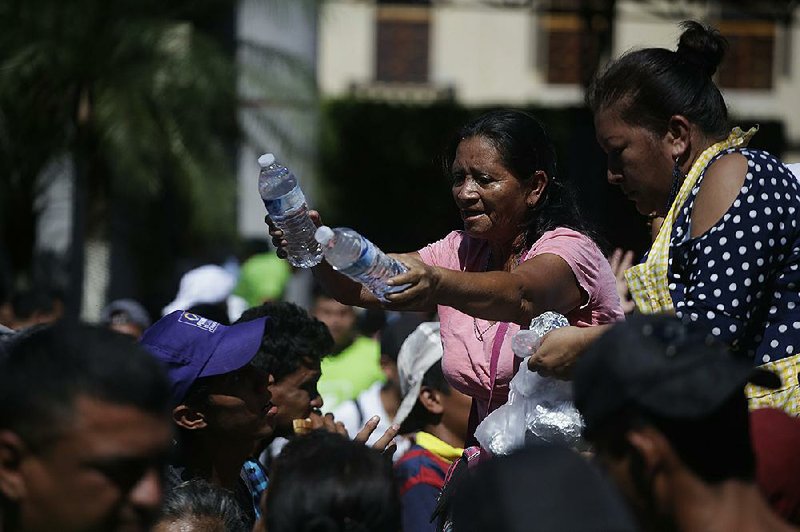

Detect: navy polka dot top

[669,148,800,365]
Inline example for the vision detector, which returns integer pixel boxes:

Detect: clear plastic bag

[474,312,586,455]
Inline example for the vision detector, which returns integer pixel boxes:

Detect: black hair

[10,288,58,321]
[421,359,451,392]
[591,391,755,484]
[399,360,451,434]
[587,20,729,138]
[451,444,637,532]
[311,281,335,302]
[0,322,171,450]
[357,308,386,338]
[171,373,222,457]
[236,301,333,381]
[186,302,230,325]
[380,313,427,362]
[180,375,216,410]
[159,480,249,532]
[265,431,400,532]
[443,109,591,247]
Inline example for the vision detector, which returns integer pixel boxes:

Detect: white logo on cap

[178,312,220,332]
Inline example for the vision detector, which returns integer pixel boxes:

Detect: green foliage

[0,0,240,247]
[319,98,651,254]
[319,99,469,252]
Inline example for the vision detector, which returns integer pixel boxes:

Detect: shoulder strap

[487,322,510,411]
[464,323,511,448]
[353,396,364,428]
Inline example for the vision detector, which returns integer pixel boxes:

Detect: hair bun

[676,20,727,77]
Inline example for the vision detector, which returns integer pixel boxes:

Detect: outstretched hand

[266,209,323,260]
[355,415,400,458]
[383,253,439,309]
[307,411,399,458]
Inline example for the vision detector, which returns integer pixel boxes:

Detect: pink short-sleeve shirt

[418,227,623,409]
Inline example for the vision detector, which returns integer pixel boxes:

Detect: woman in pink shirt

[269,110,623,439]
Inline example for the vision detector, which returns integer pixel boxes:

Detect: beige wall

[722,20,800,158]
[614,0,706,54]
[317,0,800,152]
[431,5,585,105]
[318,1,376,94]
[317,1,585,105]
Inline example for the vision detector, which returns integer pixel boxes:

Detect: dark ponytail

[587,20,729,138]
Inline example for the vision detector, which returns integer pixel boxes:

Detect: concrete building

[317,0,800,158]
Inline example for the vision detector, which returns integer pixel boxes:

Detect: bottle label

[355,237,377,269]
[338,235,377,273]
[264,186,306,217]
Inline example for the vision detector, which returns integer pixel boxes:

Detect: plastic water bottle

[314,226,410,301]
[511,312,570,358]
[258,153,323,268]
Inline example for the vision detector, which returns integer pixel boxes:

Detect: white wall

[317,1,584,106]
[432,6,534,103]
[316,0,800,153]
[318,1,375,95]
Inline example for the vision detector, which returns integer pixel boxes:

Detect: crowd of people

[2,20,800,532]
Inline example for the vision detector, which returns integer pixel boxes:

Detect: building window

[375,6,430,83]
[716,20,775,90]
[541,11,609,85]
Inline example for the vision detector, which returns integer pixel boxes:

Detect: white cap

[393,322,444,428]
[258,153,275,167]
[161,265,237,316]
[315,225,334,245]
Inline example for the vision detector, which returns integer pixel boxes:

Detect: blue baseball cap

[140,310,267,406]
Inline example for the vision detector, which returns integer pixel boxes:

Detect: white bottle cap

[258,153,276,167]
[315,225,334,245]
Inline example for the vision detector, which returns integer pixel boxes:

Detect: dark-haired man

[574,314,796,532]
[236,301,333,440]
[0,322,173,532]
[311,291,382,410]
[234,301,332,505]
[8,288,63,330]
[140,310,274,527]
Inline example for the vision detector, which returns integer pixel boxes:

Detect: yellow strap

[415,431,463,462]
[746,353,800,417]
[626,127,758,313]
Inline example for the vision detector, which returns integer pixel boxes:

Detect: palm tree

[0,0,320,319]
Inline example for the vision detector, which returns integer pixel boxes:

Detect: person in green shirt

[234,251,292,307]
[312,290,383,410]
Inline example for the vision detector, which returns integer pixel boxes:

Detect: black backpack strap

[353,397,365,429]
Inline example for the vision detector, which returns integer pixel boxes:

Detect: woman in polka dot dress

[671,148,800,372]
[548,20,800,415]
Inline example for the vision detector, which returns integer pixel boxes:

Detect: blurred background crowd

[2,0,799,325]
[2,1,800,532]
